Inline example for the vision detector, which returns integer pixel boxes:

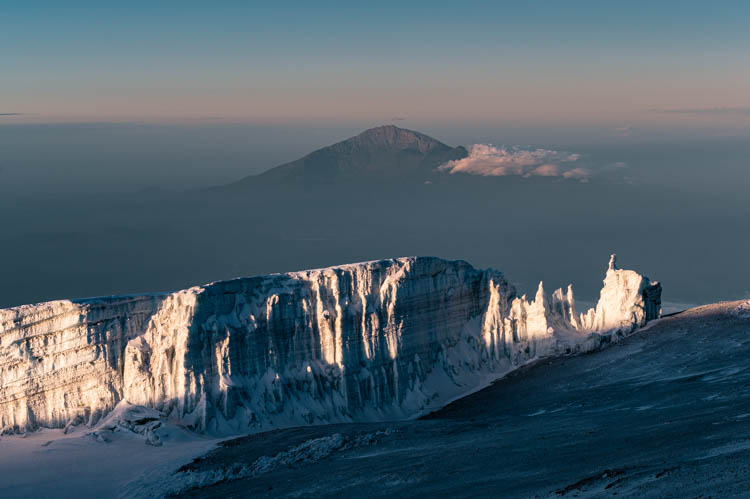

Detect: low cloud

[0,113,23,117]
[614,125,633,135]
[184,116,225,121]
[650,107,750,116]
[439,144,588,181]
[562,168,589,181]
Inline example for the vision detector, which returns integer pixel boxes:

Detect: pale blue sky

[0,1,750,124]
[1,2,749,307]
[1,1,749,126]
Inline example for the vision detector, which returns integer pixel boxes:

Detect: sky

[0,1,749,308]
[2,1,750,129]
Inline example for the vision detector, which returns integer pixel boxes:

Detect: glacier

[0,255,660,436]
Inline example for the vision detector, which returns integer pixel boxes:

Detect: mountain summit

[330,125,451,154]
[227,125,467,188]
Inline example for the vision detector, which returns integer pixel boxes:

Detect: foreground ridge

[0,255,660,435]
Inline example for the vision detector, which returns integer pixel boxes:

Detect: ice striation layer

[0,255,660,435]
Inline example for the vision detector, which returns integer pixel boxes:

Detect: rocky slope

[0,256,660,435]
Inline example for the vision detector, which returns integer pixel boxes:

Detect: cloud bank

[651,107,750,116]
[439,144,588,181]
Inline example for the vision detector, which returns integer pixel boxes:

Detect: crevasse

[0,255,660,435]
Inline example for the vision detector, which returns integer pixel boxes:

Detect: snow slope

[163,299,750,499]
[0,255,660,436]
[0,416,220,498]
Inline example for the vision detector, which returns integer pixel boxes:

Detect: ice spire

[608,254,618,271]
[535,281,548,309]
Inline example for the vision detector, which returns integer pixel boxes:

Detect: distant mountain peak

[343,125,446,154]
[226,125,468,188]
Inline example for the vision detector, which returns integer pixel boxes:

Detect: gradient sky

[2,1,749,127]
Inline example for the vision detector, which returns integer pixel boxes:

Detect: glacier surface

[0,255,660,435]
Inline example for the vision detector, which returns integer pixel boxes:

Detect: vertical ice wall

[0,255,660,435]
[578,254,662,333]
[0,295,166,431]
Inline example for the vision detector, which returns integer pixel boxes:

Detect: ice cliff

[0,255,660,435]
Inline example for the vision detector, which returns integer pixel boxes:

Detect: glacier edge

[0,255,661,435]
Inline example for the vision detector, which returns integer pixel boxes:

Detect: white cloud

[531,164,559,176]
[562,168,589,182]
[439,144,588,181]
